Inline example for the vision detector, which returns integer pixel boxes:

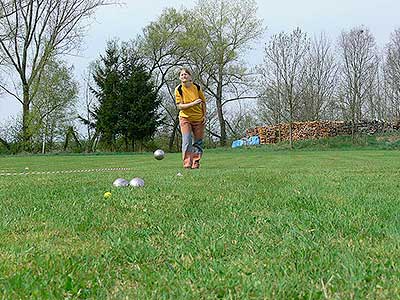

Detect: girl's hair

[179,67,192,76]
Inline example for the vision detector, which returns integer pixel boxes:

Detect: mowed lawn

[0,148,399,299]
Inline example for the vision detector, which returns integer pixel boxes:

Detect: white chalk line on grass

[0,167,133,176]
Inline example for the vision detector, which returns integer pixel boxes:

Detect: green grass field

[1,148,399,299]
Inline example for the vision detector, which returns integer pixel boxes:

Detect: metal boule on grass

[153,149,165,160]
[129,177,145,188]
[113,178,129,187]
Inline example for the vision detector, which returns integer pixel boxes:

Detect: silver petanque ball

[129,177,145,188]
[153,149,165,160]
[113,178,129,187]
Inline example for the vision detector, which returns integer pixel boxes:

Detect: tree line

[259,27,400,146]
[0,0,399,153]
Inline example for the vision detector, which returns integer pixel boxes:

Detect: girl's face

[179,70,192,83]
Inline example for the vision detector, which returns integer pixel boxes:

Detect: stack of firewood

[246,120,400,144]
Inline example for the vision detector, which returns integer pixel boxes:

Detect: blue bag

[231,139,245,148]
[248,136,260,145]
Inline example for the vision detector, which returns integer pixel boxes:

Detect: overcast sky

[1,0,399,122]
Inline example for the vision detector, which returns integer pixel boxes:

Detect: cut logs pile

[246,120,400,144]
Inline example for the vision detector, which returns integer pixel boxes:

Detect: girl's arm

[177,99,202,110]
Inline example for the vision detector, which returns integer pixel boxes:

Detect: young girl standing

[175,68,206,169]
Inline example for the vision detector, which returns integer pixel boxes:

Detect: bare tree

[76,62,99,152]
[82,67,96,141]
[337,27,379,135]
[384,28,400,121]
[187,0,264,146]
[138,8,190,151]
[258,28,309,147]
[371,62,388,121]
[0,0,118,149]
[0,0,20,91]
[302,33,338,120]
[225,101,259,139]
[0,0,25,20]
[256,74,283,125]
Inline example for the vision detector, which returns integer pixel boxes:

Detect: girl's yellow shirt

[175,83,206,122]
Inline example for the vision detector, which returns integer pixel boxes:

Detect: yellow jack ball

[104,192,112,199]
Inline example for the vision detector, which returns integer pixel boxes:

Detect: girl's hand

[192,99,202,105]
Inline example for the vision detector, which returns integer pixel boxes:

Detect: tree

[92,40,121,149]
[258,28,309,147]
[0,116,21,152]
[30,58,79,153]
[338,26,379,136]
[0,0,19,93]
[302,33,338,121]
[384,28,400,121]
[78,63,98,152]
[139,8,189,151]
[0,1,24,19]
[186,0,264,146]
[118,45,160,151]
[225,101,259,139]
[137,1,264,147]
[0,0,118,150]
[91,40,160,151]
